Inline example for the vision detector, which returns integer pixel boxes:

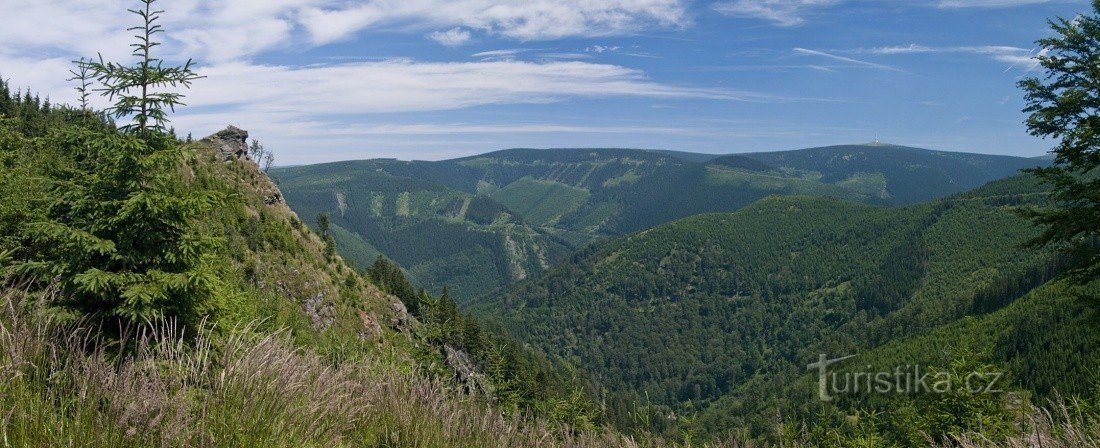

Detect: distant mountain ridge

[470,173,1098,439]
[272,144,1045,298]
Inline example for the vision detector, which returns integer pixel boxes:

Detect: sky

[0,0,1090,165]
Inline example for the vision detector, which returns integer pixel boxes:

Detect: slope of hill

[0,84,616,447]
[737,143,1045,204]
[470,173,1098,442]
[273,144,1043,299]
[272,160,573,299]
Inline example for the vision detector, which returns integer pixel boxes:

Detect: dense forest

[0,1,613,443]
[4,0,1100,446]
[472,177,1100,443]
[273,144,1042,299]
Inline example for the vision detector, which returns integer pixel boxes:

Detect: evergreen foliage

[1019,0,1100,291]
[366,255,602,428]
[473,181,1100,442]
[82,0,202,135]
[272,145,1043,299]
[8,129,222,325]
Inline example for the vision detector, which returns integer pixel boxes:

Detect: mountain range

[271,144,1045,299]
[470,173,1099,440]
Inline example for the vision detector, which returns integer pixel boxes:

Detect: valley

[272,144,1042,300]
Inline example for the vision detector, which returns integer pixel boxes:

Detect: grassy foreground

[0,287,654,448]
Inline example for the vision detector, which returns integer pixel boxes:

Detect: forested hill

[470,172,1100,442]
[272,144,1043,299]
[0,79,614,446]
[737,143,1045,204]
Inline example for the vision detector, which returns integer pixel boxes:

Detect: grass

[0,287,666,447]
[3,288,1098,447]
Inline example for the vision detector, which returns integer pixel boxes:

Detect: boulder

[201,126,251,162]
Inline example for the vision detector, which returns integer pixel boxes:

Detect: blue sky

[0,0,1090,164]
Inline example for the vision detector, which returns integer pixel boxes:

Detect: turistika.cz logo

[806,354,1004,402]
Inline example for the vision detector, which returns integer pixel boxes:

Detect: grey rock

[389,299,414,331]
[201,126,251,162]
[443,345,492,395]
[263,191,284,205]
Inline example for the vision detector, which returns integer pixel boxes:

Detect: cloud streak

[180,59,793,115]
[714,0,1070,27]
[714,0,840,26]
[298,0,689,46]
[793,48,907,72]
[860,44,1047,71]
[428,28,473,47]
[937,0,1060,8]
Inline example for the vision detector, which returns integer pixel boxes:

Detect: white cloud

[792,48,907,72]
[470,48,533,60]
[428,28,473,47]
[861,44,1046,71]
[937,0,1057,8]
[180,59,776,116]
[0,0,688,64]
[587,45,623,53]
[713,0,841,26]
[298,0,689,45]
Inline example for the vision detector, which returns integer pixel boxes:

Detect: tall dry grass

[0,287,656,447]
[5,285,1094,447]
[944,397,1100,448]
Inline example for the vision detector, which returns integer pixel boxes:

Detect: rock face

[201,126,251,162]
[443,345,492,395]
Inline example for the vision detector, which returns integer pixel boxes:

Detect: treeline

[366,255,602,428]
[0,78,113,137]
[482,193,1071,440]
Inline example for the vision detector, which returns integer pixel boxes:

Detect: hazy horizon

[1,0,1087,165]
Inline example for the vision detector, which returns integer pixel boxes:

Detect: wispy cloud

[937,0,1060,8]
[470,49,532,60]
[428,28,472,47]
[0,0,690,63]
[587,45,622,54]
[714,0,1068,27]
[713,0,842,26]
[183,60,759,115]
[864,44,1029,56]
[860,44,1046,71]
[298,0,690,46]
[793,48,907,72]
[538,53,592,60]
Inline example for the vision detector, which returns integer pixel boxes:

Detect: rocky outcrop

[358,310,383,341]
[389,298,415,332]
[201,126,251,162]
[200,126,285,206]
[302,291,336,330]
[262,189,284,206]
[443,345,492,395]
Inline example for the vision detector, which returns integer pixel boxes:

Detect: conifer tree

[1019,0,1100,293]
[68,59,93,111]
[9,0,220,328]
[83,0,202,136]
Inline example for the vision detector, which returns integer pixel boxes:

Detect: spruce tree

[1019,0,1100,293]
[9,0,220,328]
[83,0,202,136]
[67,59,93,111]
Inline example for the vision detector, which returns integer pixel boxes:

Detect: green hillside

[0,78,616,447]
[273,145,1041,299]
[737,143,1043,204]
[272,161,572,299]
[471,174,1099,442]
